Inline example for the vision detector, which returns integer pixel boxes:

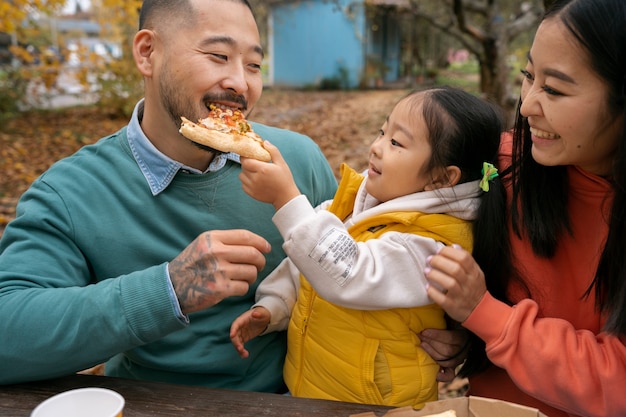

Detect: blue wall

[269,0,366,88]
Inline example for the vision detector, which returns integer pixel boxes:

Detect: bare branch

[412,11,481,56]
[461,0,489,15]
[507,5,543,39]
[453,0,487,42]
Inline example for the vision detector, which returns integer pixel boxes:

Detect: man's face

[157,0,264,127]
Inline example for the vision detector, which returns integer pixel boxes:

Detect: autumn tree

[0,0,144,116]
[404,0,544,120]
[0,0,67,33]
[0,0,67,115]
[89,0,143,116]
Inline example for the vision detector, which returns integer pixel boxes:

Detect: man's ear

[424,165,462,191]
[133,29,156,77]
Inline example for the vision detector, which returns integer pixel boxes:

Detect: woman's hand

[425,245,487,323]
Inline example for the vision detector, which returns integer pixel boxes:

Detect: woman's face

[520,18,622,176]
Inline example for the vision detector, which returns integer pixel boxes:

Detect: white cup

[31,387,125,417]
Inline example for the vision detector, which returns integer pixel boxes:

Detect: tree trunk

[480,29,517,127]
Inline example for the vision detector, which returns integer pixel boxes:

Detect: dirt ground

[0,87,468,398]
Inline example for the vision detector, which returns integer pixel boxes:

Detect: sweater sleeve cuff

[462,291,513,345]
[254,296,290,334]
[120,263,187,342]
[272,194,316,239]
[165,262,190,324]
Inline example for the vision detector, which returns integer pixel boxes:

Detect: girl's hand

[239,141,301,210]
[229,306,272,358]
[424,245,487,323]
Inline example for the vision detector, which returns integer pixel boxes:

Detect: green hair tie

[479,162,498,192]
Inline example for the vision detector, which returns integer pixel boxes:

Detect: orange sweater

[463,133,626,417]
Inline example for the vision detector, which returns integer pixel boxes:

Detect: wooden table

[0,374,393,416]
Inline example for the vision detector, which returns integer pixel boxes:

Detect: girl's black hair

[461,0,626,377]
[403,86,509,376]
[405,86,504,185]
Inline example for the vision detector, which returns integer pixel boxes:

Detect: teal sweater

[0,123,337,391]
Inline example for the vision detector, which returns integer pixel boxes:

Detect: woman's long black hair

[460,0,626,377]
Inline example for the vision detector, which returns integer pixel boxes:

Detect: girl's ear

[424,165,462,191]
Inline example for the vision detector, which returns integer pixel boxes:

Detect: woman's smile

[529,126,561,139]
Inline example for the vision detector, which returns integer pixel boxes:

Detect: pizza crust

[421,411,457,417]
[179,116,271,162]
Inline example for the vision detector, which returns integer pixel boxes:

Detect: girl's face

[366,96,437,202]
[520,18,622,176]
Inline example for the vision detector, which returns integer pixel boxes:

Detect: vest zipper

[301,317,307,335]
[294,291,316,394]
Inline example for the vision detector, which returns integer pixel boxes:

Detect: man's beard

[157,61,252,155]
[158,64,199,129]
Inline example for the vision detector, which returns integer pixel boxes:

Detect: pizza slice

[179,104,271,161]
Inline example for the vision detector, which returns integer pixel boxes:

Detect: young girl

[230,86,503,408]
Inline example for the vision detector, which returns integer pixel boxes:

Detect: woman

[425,0,626,416]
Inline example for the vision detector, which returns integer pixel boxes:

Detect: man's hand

[230,306,272,358]
[169,230,270,314]
[239,141,301,211]
[419,327,469,382]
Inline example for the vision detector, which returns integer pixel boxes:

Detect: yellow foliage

[75,66,90,87]
[2,0,144,116]
[9,45,35,65]
[95,0,142,29]
[41,67,59,89]
[89,0,144,116]
[0,0,66,33]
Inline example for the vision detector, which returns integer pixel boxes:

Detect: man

[0,0,336,392]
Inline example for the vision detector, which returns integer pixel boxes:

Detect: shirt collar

[127,99,241,195]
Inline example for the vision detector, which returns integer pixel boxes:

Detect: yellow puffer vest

[283,165,474,409]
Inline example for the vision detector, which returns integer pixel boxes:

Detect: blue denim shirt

[126,99,242,322]
[127,99,241,196]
